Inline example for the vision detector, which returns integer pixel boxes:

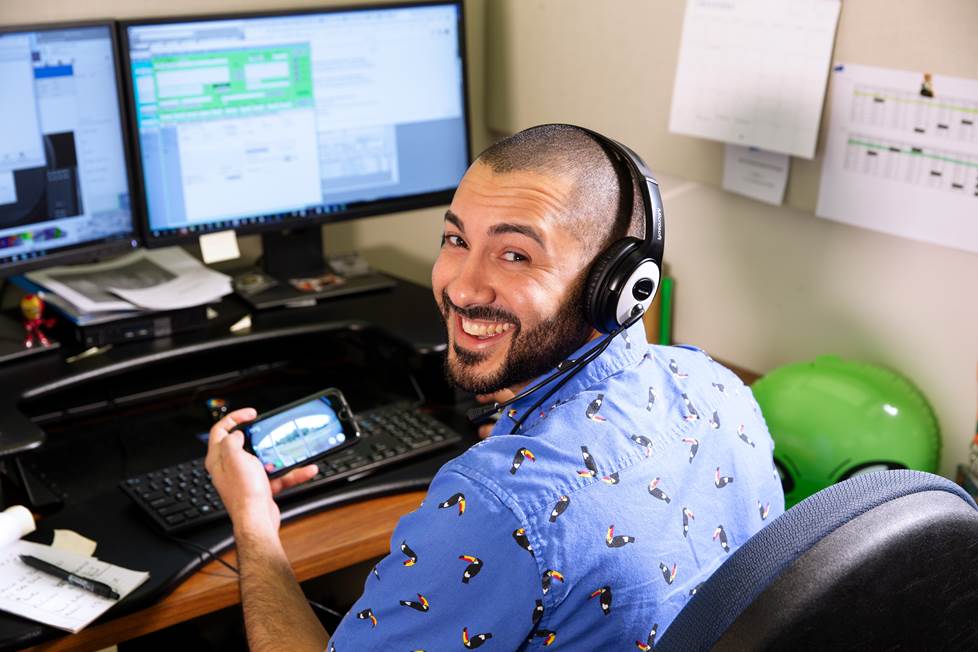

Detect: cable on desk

[166,533,344,619]
[167,533,240,576]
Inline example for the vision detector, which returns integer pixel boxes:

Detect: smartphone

[238,388,360,477]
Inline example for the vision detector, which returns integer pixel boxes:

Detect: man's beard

[438,282,593,395]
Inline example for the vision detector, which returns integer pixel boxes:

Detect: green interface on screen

[144,44,313,124]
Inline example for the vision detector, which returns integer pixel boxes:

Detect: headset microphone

[466,305,645,427]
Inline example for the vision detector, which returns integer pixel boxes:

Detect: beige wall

[4,1,977,477]
[0,0,490,288]
[486,0,978,477]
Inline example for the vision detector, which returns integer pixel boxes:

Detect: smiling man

[206,125,784,650]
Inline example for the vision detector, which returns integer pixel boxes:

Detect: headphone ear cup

[585,238,640,333]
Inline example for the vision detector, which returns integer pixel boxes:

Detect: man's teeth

[461,317,513,338]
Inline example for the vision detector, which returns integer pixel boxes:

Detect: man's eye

[442,234,467,248]
[501,251,528,263]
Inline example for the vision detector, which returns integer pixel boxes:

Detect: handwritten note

[0,540,149,633]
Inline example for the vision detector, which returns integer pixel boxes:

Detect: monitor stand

[233,226,396,310]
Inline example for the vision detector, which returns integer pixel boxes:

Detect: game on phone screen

[247,395,349,474]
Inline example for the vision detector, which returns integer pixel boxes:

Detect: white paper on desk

[109,252,232,311]
[27,247,232,313]
[0,540,149,633]
[27,251,150,312]
[669,0,841,159]
[722,144,790,205]
[52,529,98,557]
[816,63,978,254]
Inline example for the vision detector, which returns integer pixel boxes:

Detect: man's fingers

[269,464,319,495]
[478,423,494,440]
[208,408,257,450]
[220,429,246,451]
[219,408,257,434]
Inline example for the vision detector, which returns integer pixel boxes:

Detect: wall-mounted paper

[669,0,841,159]
[816,63,978,254]
[722,144,790,205]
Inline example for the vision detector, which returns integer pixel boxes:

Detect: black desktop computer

[0,21,140,362]
[120,2,472,308]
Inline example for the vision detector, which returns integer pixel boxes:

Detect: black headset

[572,125,666,334]
[467,125,666,428]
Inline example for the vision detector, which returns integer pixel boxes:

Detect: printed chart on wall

[669,0,841,159]
[817,64,978,254]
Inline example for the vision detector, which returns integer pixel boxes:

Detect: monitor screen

[124,2,470,243]
[0,23,138,274]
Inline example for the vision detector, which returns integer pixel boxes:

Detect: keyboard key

[165,514,185,525]
[159,502,191,516]
[150,496,174,508]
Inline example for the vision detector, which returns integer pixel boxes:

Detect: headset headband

[569,126,665,267]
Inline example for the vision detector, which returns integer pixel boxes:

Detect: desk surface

[27,490,426,652]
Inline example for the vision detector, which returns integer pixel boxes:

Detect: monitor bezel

[119,0,472,249]
[0,19,141,277]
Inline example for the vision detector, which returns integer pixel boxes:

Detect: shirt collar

[492,319,648,436]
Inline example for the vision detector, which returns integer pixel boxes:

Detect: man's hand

[474,389,516,439]
[205,407,318,539]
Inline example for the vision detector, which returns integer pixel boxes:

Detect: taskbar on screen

[148,203,351,240]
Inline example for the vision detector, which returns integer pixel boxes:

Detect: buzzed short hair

[475,124,645,259]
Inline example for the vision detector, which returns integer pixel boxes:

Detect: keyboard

[121,404,464,534]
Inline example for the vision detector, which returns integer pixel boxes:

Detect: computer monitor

[0,22,139,277]
[122,2,470,288]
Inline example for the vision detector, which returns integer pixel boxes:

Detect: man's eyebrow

[444,210,464,231]
[488,222,545,247]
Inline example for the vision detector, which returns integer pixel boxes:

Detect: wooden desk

[28,491,426,652]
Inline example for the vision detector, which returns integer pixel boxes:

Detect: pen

[19,555,121,600]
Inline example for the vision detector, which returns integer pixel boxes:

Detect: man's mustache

[440,290,521,330]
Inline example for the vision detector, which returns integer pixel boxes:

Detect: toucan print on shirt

[328,320,784,648]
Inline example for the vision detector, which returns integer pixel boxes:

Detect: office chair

[656,469,978,651]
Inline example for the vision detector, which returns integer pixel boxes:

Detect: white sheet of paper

[27,248,232,313]
[0,540,149,633]
[669,0,841,159]
[198,230,241,264]
[51,530,98,557]
[27,250,161,313]
[722,144,790,205]
[0,170,17,205]
[816,63,978,254]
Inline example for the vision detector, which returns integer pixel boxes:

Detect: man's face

[432,162,595,395]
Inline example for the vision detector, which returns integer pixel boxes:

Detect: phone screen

[243,390,357,475]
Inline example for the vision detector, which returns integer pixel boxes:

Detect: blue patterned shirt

[330,321,784,649]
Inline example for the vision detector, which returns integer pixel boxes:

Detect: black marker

[19,555,120,600]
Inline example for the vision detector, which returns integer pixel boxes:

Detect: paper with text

[816,63,978,253]
[0,540,149,633]
[669,0,841,159]
[722,144,790,205]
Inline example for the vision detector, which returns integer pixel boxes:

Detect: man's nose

[447,254,495,308]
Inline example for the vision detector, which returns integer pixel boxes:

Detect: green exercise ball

[752,356,940,508]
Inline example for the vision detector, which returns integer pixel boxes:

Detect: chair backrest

[657,469,978,651]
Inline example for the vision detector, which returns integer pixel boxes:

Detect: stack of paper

[0,506,149,634]
[26,247,232,314]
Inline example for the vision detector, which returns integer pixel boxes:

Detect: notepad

[0,539,150,633]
